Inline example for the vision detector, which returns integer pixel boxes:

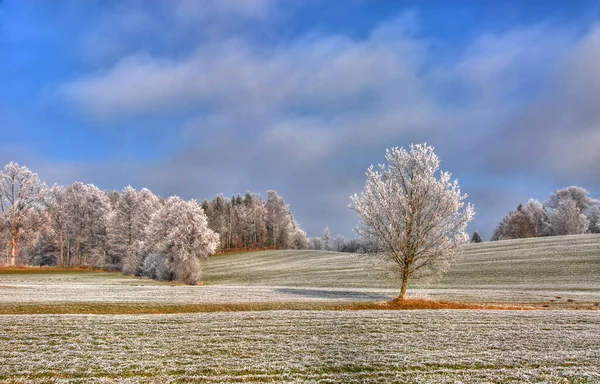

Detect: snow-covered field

[205,235,600,288]
[2,310,599,383]
[0,272,396,305]
[202,235,600,305]
[1,272,598,308]
[1,235,599,382]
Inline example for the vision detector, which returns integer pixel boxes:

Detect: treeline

[201,191,308,252]
[0,162,308,283]
[306,227,371,253]
[491,186,600,241]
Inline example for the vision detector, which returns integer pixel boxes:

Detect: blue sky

[1,0,600,239]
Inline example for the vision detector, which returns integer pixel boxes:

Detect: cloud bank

[13,1,600,239]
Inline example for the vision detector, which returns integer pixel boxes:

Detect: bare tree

[350,144,474,300]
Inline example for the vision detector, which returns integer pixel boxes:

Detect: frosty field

[1,235,599,382]
[2,311,599,383]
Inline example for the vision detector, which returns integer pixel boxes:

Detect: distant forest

[490,186,600,241]
[0,162,309,277]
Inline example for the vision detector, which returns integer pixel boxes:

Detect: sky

[1,0,600,240]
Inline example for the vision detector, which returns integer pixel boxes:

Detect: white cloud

[60,15,429,119]
[52,4,600,237]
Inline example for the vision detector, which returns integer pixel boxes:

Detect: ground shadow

[275,287,391,301]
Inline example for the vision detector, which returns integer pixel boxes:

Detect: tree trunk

[76,236,81,267]
[398,274,409,301]
[10,235,17,267]
[59,232,64,268]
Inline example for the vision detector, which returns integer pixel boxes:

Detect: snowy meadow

[2,311,599,383]
[1,235,599,382]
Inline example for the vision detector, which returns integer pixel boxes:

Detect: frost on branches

[145,196,219,285]
[0,162,46,266]
[350,144,474,300]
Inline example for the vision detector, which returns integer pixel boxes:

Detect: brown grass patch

[346,298,528,310]
[0,299,540,315]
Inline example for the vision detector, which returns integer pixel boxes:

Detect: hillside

[203,235,600,305]
[1,235,598,307]
[430,234,600,289]
[205,234,600,288]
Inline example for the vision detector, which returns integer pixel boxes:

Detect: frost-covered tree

[546,186,598,214]
[244,192,267,247]
[125,188,161,273]
[107,186,138,269]
[522,199,550,237]
[321,227,331,251]
[202,191,303,252]
[548,198,589,236]
[492,200,551,241]
[290,225,309,249]
[265,190,293,249]
[309,237,323,250]
[350,144,474,300]
[471,232,482,243]
[108,186,161,273]
[44,185,69,267]
[333,235,346,251]
[64,183,111,267]
[0,162,45,266]
[587,206,600,234]
[145,196,219,284]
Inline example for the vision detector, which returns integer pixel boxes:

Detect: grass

[431,234,600,288]
[1,235,599,382]
[1,311,598,383]
[202,235,600,289]
[1,234,599,309]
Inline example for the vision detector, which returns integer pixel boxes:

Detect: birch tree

[0,162,45,266]
[350,144,474,300]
